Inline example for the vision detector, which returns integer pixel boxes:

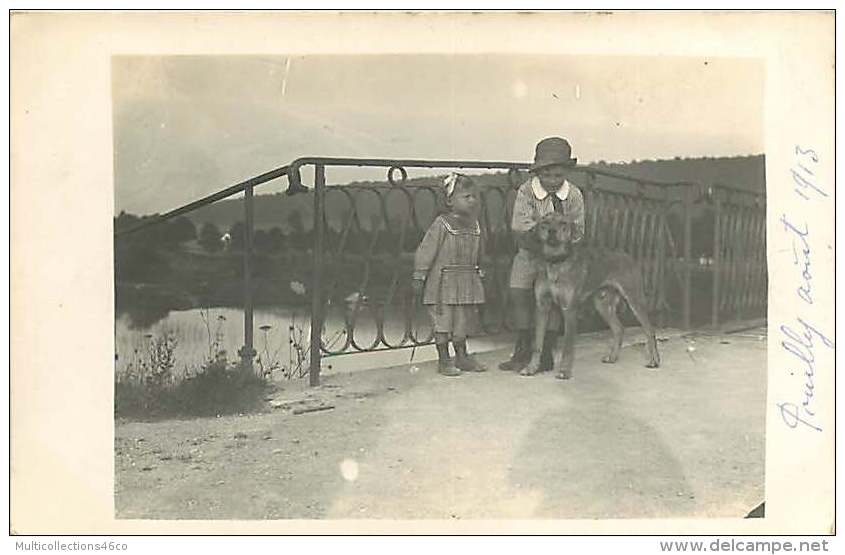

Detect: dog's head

[535,211,577,260]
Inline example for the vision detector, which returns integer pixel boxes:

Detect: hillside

[590,155,765,192]
[184,155,765,233]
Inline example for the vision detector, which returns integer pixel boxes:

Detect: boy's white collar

[531,177,571,201]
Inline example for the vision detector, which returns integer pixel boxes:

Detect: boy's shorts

[507,249,561,331]
[509,249,543,289]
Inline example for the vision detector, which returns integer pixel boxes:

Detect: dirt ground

[115,327,766,520]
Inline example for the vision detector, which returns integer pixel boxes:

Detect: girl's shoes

[438,359,462,377]
[455,354,487,372]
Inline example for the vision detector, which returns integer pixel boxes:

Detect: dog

[520,211,660,379]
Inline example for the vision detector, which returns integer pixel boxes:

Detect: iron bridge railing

[116,156,767,386]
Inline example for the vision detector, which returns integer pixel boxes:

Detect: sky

[112,54,764,215]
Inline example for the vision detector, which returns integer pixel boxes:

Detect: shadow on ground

[507,371,696,518]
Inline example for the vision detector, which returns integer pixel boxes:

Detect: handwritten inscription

[777,146,833,433]
[780,214,812,304]
[777,318,834,432]
[791,145,826,201]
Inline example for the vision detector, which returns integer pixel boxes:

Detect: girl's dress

[413,213,485,337]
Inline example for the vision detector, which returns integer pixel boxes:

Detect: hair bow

[443,173,460,197]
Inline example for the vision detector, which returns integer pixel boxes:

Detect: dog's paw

[645,361,660,369]
[519,363,541,377]
[601,354,618,364]
[555,371,572,380]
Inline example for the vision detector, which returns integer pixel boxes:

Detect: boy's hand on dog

[516,229,543,253]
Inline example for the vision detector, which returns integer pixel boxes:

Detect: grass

[114,314,274,420]
[114,293,324,419]
[115,359,270,420]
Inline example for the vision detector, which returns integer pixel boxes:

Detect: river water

[115,305,511,382]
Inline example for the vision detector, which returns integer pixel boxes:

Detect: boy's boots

[436,341,461,377]
[499,331,558,372]
[498,329,532,371]
[454,340,487,372]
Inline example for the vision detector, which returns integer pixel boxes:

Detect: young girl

[412,173,488,377]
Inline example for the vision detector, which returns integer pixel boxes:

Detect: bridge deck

[115,328,766,521]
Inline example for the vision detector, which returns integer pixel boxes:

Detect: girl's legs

[453,335,487,372]
[435,331,460,377]
[452,307,487,372]
[429,305,460,377]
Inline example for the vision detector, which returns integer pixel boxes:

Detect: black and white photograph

[10,10,835,535]
[111,52,768,521]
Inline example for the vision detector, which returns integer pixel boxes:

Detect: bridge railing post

[681,183,693,330]
[309,164,327,386]
[711,187,723,329]
[239,184,257,372]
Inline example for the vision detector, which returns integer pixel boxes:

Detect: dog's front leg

[556,307,578,380]
[520,296,550,376]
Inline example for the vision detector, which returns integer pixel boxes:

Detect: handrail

[114,157,763,238]
[287,156,687,189]
[114,164,290,237]
[287,156,763,196]
[114,154,767,387]
[288,156,532,172]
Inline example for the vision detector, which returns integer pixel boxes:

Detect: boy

[499,137,586,372]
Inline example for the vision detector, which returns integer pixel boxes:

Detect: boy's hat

[530,137,577,171]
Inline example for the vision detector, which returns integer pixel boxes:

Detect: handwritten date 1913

[777,146,832,433]
[792,145,826,201]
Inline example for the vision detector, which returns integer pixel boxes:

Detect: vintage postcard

[9,10,835,534]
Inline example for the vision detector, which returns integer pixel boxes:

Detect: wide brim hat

[530,137,578,171]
